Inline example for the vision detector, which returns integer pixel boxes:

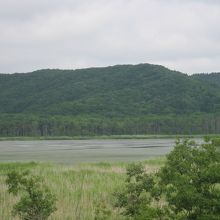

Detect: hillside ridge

[1,63,220,136]
[0,63,220,116]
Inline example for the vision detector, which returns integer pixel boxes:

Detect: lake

[0,139,195,164]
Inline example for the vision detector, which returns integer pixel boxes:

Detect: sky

[0,0,220,74]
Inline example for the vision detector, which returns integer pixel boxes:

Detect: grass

[0,158,163,220]
[0,134,218,141]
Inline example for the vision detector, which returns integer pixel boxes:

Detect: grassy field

[0,158,164,220]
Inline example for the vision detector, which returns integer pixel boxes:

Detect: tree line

[1,113,220,136]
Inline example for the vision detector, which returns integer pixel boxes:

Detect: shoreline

[0,134,217,141]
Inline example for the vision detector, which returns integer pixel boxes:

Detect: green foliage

[160,138,220,219]
[94,200,112,220]
[1,64,220,116]
[1,113,220,136]
[115,163,169,219]
[1,162,126,219]
[115,138,220,219]
[1,64,220,136]
[6,170,56,220]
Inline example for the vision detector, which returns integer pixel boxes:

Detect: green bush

[6,170,56,220]
[115,138,220,219]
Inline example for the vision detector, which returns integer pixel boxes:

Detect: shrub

[6,170,56,220]
[115,138,220,219]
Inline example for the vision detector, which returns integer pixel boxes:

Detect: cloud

[0,0,220,74]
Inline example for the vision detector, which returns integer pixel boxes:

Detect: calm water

[0,139,194,164]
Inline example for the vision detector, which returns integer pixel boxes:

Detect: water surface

[0,139,181,164]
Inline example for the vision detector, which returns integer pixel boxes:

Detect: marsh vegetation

[1,138,219,219]
[0,158,164,219]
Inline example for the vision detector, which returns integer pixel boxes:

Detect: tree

[115,138,220,219]
[6,170,56,220]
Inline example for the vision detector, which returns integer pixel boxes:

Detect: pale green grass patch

[0,158,163,220]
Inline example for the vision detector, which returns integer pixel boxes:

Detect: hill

[1,63,220,116]
[0,63,220,136]
[191,72,220,88]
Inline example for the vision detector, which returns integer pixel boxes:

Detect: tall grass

[0,159,163,220]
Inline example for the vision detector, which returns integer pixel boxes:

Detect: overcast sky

[0,0,220,74]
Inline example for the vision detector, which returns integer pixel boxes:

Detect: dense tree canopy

[1,64,220,136]
[115,138,220,219]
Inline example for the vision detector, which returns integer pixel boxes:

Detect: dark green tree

[115,138,220,219]
[160,138,220,219]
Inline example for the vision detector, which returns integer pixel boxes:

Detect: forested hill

[192,72,220,88]
[1,63,220,116]
[0,63,220,136]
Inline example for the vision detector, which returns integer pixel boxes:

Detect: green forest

[1,63,220,136]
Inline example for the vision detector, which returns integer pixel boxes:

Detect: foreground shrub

[115,138,220,219]
[6,170,56,220]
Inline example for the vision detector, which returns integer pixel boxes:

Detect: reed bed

[0,160,162,220]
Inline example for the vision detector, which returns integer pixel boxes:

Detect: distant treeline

[1,114,220,136]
